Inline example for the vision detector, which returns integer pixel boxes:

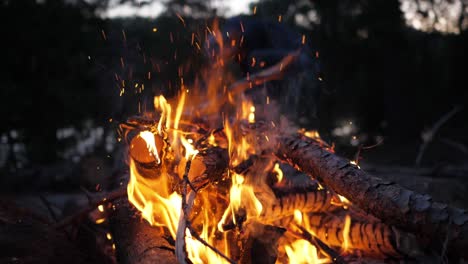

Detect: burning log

[276,134,468,258]
[179,146,229,192]
[219,183,339,231]
[239,222,286,264]
[260,185,336,224]
[110,142,229,263]
[109,197,177,264]
[278,212,420,259]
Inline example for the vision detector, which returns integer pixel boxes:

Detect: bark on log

[276,134,468,257]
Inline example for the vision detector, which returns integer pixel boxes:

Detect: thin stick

[55,188,127,229]
[178,156,236,264]
[175,159,193,264]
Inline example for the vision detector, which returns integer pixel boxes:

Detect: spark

[176,13,186,27]
[101,29,107,40]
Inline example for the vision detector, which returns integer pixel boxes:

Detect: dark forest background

[1,0,467,192]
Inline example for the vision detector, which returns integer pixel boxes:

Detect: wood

[283,212,419,258]
[109,146,228,263]
[109,197,178,264]
[184,146,229,192]
[276,134,468,258]
[219,184,338,231]
[239,222,285,264]
[259,185,337,223]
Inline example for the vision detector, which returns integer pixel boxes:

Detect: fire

[273,163,284,183]
[180,135,198,160]
[127,158,181,237]
[284,210,329,263]
[229,173,262,221]
[285,239,327,264]
[120,19,359,264]
[154,95,172,133]
[139,131,161,164]
[342,214,352,252]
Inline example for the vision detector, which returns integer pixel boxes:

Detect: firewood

[276,134,468,258]
[181,146,229,192]
[259,185,337,223]
[275,211,421,259]
[239,222,286,264]
[109,197,178,264]
[219,184,338,231]
[109,145,228,263]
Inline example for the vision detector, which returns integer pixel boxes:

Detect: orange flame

[122,19,354,263]
[273,163,284,183]
[342,214,352,252]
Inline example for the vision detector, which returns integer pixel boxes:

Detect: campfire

[103,24,468,264]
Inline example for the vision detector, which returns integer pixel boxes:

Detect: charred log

[239,222,286,264]
[276,134,468,258]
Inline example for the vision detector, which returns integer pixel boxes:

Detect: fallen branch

[276,134,468,258]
